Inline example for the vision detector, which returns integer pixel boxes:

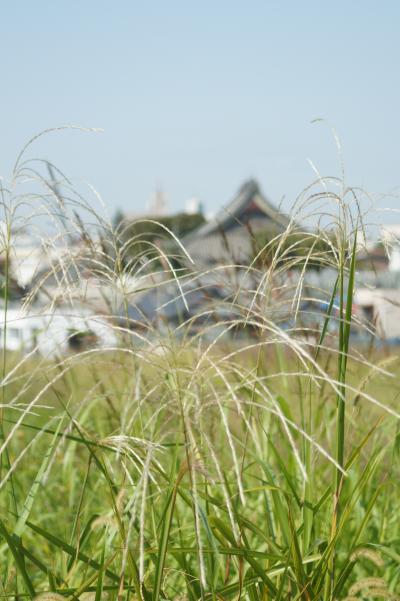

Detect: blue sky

[1,1,400,222]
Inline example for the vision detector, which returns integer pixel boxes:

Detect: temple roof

[199,179,290,236]
[182,179,291,264]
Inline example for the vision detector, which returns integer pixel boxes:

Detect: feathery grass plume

[0,130,399,600]
[349,578,389,595]
[350,548,385,568]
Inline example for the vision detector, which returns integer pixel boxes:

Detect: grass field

[1,135,400,600]
[0,342,399,601]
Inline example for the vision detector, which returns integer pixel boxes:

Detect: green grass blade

[0,519,36,598]
[95,532,106,601]
[152,445,179,601]
[14,419,64,538]
[25,520,121,583]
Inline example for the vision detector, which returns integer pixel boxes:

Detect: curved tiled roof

[182,179,291,264]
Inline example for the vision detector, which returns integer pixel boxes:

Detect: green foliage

[253,227,337,271]
[0,342,398,600]
[0,272,25,301]
[119,211,205,262]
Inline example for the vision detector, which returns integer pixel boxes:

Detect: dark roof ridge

[183,179,290,242]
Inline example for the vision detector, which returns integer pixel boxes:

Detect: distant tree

[252,226,337,271]
[0,256,26,300]
[112,209,125,230]
[117,212,206,268]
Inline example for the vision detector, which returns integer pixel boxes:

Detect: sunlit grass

[0,131,399,600]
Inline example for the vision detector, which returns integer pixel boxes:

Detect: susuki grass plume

[0,130,398,600]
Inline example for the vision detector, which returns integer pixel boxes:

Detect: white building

[354,288,400,340]
[184,197,204,215]
[0,303,117,357]
[381,224,400,272]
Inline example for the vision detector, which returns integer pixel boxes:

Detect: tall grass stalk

[0,131,399,600]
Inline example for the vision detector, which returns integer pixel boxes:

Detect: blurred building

[185,197,204,215]
[182,179,291,265]
[354,287,400,340]
[381,224,400,271]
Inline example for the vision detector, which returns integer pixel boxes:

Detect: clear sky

[1,1,400,222]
